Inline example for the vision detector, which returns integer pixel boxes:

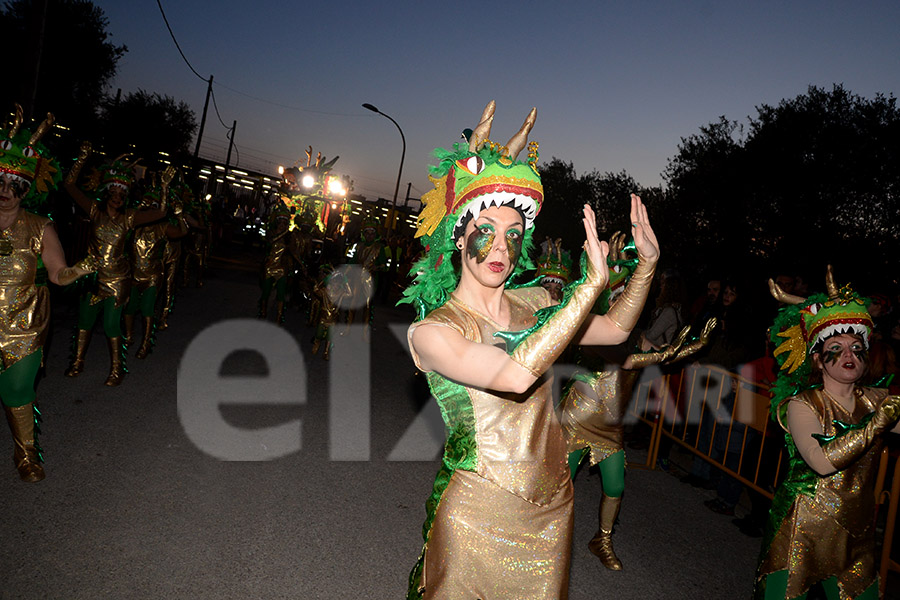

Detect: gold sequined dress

[407,287,573,599]
[131,222,168,291]
[756,387,888,598]
[0,211,51,370]
[264,232,289,280]
[559,368,639,465]
[87,202,136,306]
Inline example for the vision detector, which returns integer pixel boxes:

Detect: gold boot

[4,403,45,482]
[588,494,623,570]
[158,306,170,331]
[104,337,126,386]
[65,329,91,377]
[135,317,154,359]
[123,313,135,349]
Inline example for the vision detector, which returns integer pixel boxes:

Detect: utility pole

[404,182,411,207]
[223,120,236,197]
[192,75,213,167]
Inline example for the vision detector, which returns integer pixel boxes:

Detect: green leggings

[757,571,878,600]
[0,350,42,407]
[77,295,123,338]
[569,448,625,498]
[124,286,158,318]
[260,277,287,303]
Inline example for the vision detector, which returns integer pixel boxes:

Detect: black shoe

[704,498,735,517]
[732,517,763,538]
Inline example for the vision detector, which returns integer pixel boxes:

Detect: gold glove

[818,394,900,470]
[65,141,92,186]
[57,265,93,286]
[508,254,607,377]
[671,317,718,362]
[605,253,657,333]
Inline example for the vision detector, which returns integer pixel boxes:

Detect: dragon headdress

[767,265,873,419]
[0,104,60,206]
[400,101,544,318]
[536,238,573,288]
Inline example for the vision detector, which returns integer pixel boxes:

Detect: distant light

[328,179,346,196]
[302,174,315,189]
[205,194,212,201]
[277,165,284,175]
[232,169,248,176]
[331,202,337,209]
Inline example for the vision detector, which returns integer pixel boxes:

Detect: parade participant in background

[308,263,351,360]
[347,211,387,329]
[402,101,659,599]
[123,169,188,358]
[182,193,210,287]
[559,231,716,570]
[158,176,194,331]
[755,266,900,600]
[258,200,292,323]
[535,237,572,302]
[1,106,92,481]
[64,144,166,386]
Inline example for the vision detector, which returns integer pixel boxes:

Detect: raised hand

[629,194,659,263]
[581,204,609,287]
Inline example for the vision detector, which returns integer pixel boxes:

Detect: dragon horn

[28,112,55,145]
[504,107,537,160]
[768,278,807,305]
[825,264,839,299]
[468,100,496,152]
[8,104,24,138]
[306,146,313,167]
[316,152,323,168]
[112,153,133,164]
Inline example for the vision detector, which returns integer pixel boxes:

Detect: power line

[212,80,364,117]
[156,0,207,83]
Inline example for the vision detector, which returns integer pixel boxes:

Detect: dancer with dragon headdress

[64,144,166,386]
[0,106,92,481]
[402,101,659,599]
[754,266,900,600]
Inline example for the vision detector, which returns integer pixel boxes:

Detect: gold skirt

[422,469,573,599]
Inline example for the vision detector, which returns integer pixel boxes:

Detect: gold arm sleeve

[605,256,657,333]
[65,142,92,186]
[509,257,606,377]
[820,396,899,470]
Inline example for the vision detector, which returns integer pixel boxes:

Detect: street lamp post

[362,103,405,232]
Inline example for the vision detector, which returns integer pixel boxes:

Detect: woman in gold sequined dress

[402,102,659,599]
[755,271,900,599]
[0,108,91,482]
[63,145,165,386]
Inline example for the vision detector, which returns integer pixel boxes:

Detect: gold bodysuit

[0,211,51,370]
[756,387,888,599]
[559,368,639,465]
[87,203,136,306]
[131,222,168,291]
[407,287,573,600]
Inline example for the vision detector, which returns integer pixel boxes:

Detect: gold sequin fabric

[87,203,136,306]
[757,387,887,598]
[131,222,168,290]
[264,236,288,280]
[558,368,640,464]
[408,287,573,598]
[0,211,50,370]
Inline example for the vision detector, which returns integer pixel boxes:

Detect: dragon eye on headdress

[21,145,36,158]
[456,156,485,175]
[0,140,11,150]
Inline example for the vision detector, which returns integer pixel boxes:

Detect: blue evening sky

[98,1,900,202]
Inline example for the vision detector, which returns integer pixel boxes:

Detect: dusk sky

[98,1,900,203]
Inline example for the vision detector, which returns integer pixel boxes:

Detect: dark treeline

[536,84,900,309]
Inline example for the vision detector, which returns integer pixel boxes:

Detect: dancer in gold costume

[754,267,900,599]
[0,106,92,481]
[123,170,188,358]
[64,144,165,386]
[559,235,716,570]
[258,201,292,323]
[402,101,659,599]
[158,177,194,331]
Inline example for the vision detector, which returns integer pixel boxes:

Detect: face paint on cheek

[822,350,841,366]
[466,229,495,264]
[506,231,522,265]
[853,348,868,363]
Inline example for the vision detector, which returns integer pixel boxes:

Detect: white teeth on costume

[810,323,869,353]
[454,192,538,231]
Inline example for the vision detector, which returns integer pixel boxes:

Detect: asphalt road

[3,245,771,599]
